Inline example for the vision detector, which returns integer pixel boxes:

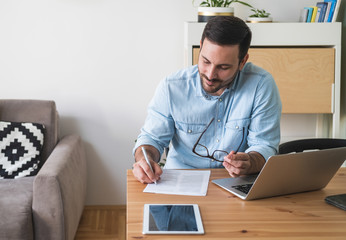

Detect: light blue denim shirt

[134,63,282,169]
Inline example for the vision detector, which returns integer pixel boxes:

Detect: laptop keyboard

[232,184,253,194]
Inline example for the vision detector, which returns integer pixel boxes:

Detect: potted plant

[193,0,253,22]
[246,8,272,23]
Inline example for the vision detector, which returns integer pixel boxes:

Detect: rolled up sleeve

[245,73,282,160]
[133,79,175,156]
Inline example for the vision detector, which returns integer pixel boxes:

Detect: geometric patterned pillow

[0,121,45,179]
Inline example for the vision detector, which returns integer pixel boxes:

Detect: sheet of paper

[143,169,210,196]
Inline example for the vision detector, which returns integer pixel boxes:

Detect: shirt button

[216,139,220,143]
[236,126,239,129]
[219,98,223,102]
[217,119,221,122]
[188,130,192,133]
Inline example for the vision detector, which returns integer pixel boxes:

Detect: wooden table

[127,168,346,239]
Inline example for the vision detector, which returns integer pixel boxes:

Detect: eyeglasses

[192,118,245,163]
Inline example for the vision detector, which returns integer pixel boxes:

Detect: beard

[199,70,239,96]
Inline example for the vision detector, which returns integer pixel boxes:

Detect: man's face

[198,38,248,96]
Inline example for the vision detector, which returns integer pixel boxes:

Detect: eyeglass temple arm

[192,118,215,154]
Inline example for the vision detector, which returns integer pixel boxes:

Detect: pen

[141,147,157,184]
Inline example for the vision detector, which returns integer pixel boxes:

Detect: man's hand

[133,145,162,184]
[223,151,265,177]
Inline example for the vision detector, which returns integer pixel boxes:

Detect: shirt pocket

[224,118,251,151]
[175,121,207,152]
[225,118,250,132]
[175,121,206,135]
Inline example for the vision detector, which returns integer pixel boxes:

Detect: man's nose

[206,65,217,80]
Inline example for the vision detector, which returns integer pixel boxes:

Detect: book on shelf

[316,2,328,22]
[332,0,342,22]
[310,6,318,22]
[299,8,309,22]
[324,2,332,22]
[324,0,336,22]
[315,7,321,22]
[304,7,313,22]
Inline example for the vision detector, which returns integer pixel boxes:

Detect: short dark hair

[201,16,252,61]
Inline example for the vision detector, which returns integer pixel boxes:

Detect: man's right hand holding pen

[133,145,162,184]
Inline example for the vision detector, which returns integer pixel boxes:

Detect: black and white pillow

[0,121,45,179]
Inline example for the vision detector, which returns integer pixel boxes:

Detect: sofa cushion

[0,177,34,240]
[0,121,45,179]
[0,100,59,164]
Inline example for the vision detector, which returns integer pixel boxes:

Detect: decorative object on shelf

[246,8,272,23]
[193,0,253,22]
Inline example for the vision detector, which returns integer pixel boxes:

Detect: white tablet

[142,204,204,234]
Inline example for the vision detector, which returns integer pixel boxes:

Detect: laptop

[212,147,346,200]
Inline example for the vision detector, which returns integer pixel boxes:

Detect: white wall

[0,0,344,205]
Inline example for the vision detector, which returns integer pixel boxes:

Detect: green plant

[249,8,271,18]
[193,0,253,8]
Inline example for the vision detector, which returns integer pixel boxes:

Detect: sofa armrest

[32,134,87,240]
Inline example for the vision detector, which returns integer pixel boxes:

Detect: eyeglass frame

[192,118,245,163]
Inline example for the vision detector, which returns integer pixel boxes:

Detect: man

[133,16,281,184]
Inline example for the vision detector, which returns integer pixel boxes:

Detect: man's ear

[239,53,249,71]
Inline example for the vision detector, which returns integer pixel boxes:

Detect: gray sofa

[0,99,87,240]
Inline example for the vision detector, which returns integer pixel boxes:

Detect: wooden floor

[75,205,126,240]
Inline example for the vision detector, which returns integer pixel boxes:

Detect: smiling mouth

[205,77,221,86]
[206,79,214,86]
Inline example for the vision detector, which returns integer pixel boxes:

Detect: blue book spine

[305,7,313,22]
[324,0,337,22]
[316,2,328,22]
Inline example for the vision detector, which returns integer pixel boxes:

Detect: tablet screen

[143,204,204,234]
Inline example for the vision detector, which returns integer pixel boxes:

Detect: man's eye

[219,66,230,70]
